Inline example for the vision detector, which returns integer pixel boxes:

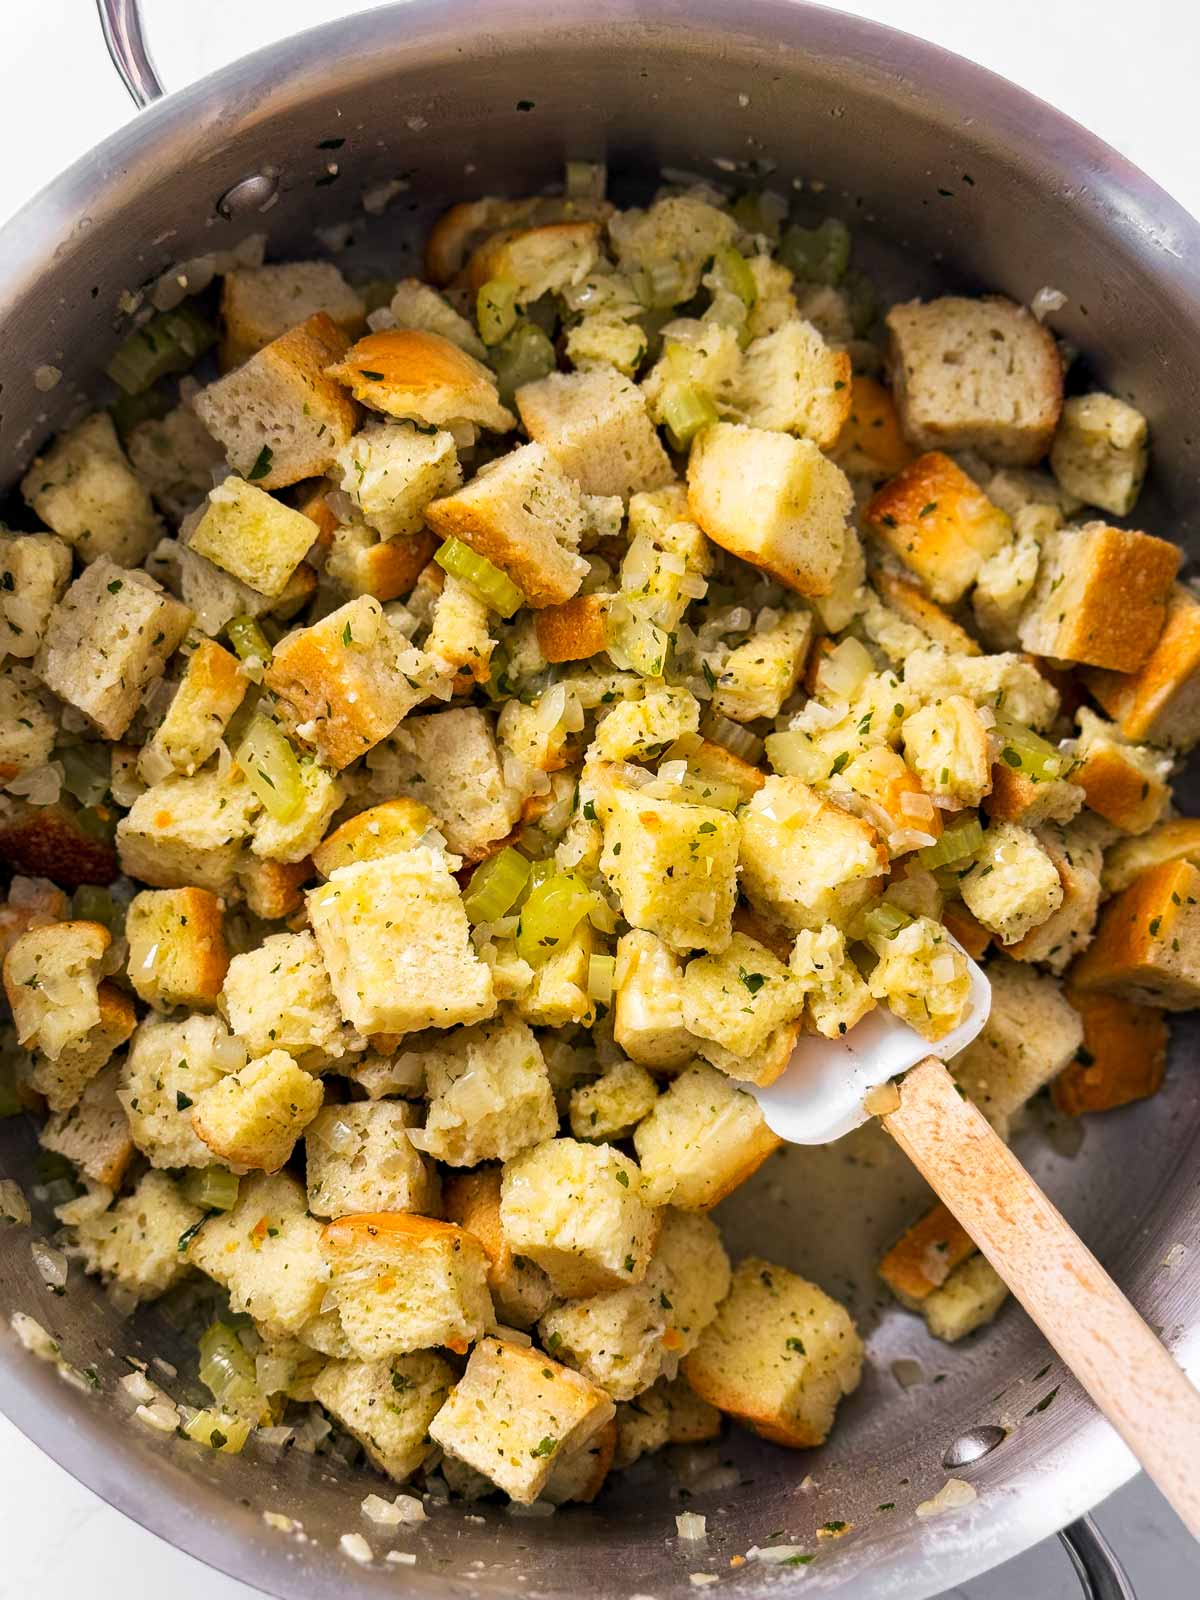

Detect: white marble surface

[1,2,1198,1596]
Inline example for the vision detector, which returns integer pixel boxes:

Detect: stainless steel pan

[2,3,1198,1595]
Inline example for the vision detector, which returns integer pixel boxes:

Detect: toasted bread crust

[0,802,118,888]
[534,595,610,663]
[1075,743,1167,835]
[831,375,912,479]
[1054,988,1168,1115]
[462,220,602,293]
[865,452,1011,604]
[874,568,980,655]
[1085,584,1200,745]
[1028,523,1180,674]
[312,798,434,878]
[327,329,514,432]
[879,1201,977,1308]
[1071,858,1200,1008]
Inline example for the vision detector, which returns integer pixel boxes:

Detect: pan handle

[96,0,165,108]
[1059,1516,1137,1600]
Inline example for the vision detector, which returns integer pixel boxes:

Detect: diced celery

[234,715,303,823]
[991,713,1069,783]
[226,615,273,668]
[660,381,718,451]
[73,886,122,934]
[652,772,741,812]
[918,815,984,872]
[861,902,914,942]
[434,537,525,618]
[183,1408,252,1453]
[587,954,615,1003]
[109,384,172,440]
[731,191,787,240]
[711,247,758,309]
[477,277,520,346]
[516,873,594,967]
[491,321,556,406]
[462,847,532,924]
[198,1323,266,1422]
[565,160,606,202]
[106,304,217,395]
[779,217,851,286]
[59,743,112,808]
[182,1167,241,1213]
[700,711,764,765]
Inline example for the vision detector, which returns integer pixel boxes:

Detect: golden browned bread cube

[535,594,610,663]
[1070,858,1200,1009]
[125,886,229,1011]
[327,328,514,433]
[1085,585,1200,749]
[830,375,912,480]
[878,1201,977,1310]
[1053,988,1168,1116]
[39,1062,135,1190]
[864,452,1011,604]
[443,1165,556,1330]
[633,1061,782,1211]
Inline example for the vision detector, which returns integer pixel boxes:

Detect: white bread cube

[948,958,1082,1137]
[425,443,591,608]
[380,278,487,359]
[633,1062,781,1211]
[310,1352,454,1483]
[1102,817,1200,896]
[597,775,739,956]
[138,638,246,780]
[613,930,694,1069]
[421,1013,556,1167]
[1085,584,1200,750]
[37,558,191,740]
[923,1255,1009,1343]
[734,320,852,447]
[687,422,852,597]
[306,1102,439,1220]
[308,847,495,1036]
[1050,393,1148,516]
[0,531,71,660]
[325,522,437,602]
[187,1171,326,1335]
[116,768,259,894]
[867,914,971,1042]
[464,218,601,303]
[516,370,673,502]
[175,541,316,637]
[0,662,56,782]
[500,1137,659,1298]
[515,921,593,1029]
[191,1049,324,1173]
[1073,708,1171,836]
[192,313,357,489]
[265,596,431,769]
[28,980,135,1115]
[790,923,876,1040]
[1004,819,1103,972]
[220,930,350,1066]
[428,1336,615,1505]
[189,477,319,598]
[311,797,434,878]
[327,328,514,434]
[904,646,1060,731]
[681,933,806,1068]
[902,695,992,808]
[740,776,887,934]
[424,572,495,684]
[590,687,698,767]
[72,1170,203,1303]
[1018,522,1179,672]
[886,296,1062,465]
[443,1165,557,1330]
[538,1209,730,1402]
[220,260,366,368]
[569,1060,659,1142]
[371,707,522,862]
[21,412,161,566]
[40,1062,134,1191]
[321,1212,492,1359]
[127,404,226,521]
[125,886,229,1010]
[609,193,735,295]
[540,1417,618,1505]
[709,612,812,724]
[874,569,983,657]
[614,1375,721,1468]
[865,451,1012,604]
[878,1198,976,1310]
[234,855,311,923]
[971,510,1044,649]
[4,918,109,1064]
[682,1257,863,1448]
[335,420,461,539]
[566,309,649,378]
[961,821,1063,946]
[119,1014,246,1168]
[640,319,741,418]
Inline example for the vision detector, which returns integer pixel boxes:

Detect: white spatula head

[750,945,992,1145]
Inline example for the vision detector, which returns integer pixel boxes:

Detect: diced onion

[917,1478,977,1518]
[435,537,525,617]
[931,953,959,984]
[676,1512,708,1541]
[340,1533,374,1564]
[30,1239,68,1291]
[700,712,763,764]
[136,1399,181,1433]
[899,789,936,821]
[587,954,616,1003]
[183,1408,251,1453]
[764,730,821,781]
[817,637,873,701]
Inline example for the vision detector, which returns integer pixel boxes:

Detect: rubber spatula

[749,946,1200,1536]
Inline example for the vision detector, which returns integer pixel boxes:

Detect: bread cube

[311,797,433,878]
[127,403,227,521]
[680,933,806,1073]
[0,662,56,782]
[500,1138,659,1298]
[429,1336,615,1504]
[191,1049,323,1173]
[309,844,495,1036]
[1019,521,1179,673]
[597,776,739,956]
[904,645,1059,731]
[948,958,1082,1136]
[886,296,1062,465]
[0,530,71,660]
[1072,708,1171,835]
[633,1062,781,1210]
[1006,821,1103,973]
[138,639,246,781]
[879,1201,977,1311]
[31,980,135,1115]
[421,1014,556,1167]
[867,914,971,1042]
[539,1417,617,1505]
[960,821,1063,945]
[709,612,812,724]
[321,1212,492,1358]
[923,1256,1009,1343]
[1086,584,1200,749]
[443,1166,556,1329]
[829,374,912,481]
[1071,857,1200,1009]
[220,260,366,368]
[192,313,357,489]
[119,1014,245,1168]
[327,329,514,434]
[4,918,109,1065]
[125,886,229,1010]
[372,707,522,861]
[516,370,673,502]
[39,1062,134,1190]
[865,452,1012,605]
[246,759,341,868]
[116,768,259,894]
[614,1375,721,1468]
[874,569,980,656]
[325,523,436,603]
[1050,393,1148,516]
[971,511,1044,649]
[464,217,601,300]
[175,539,316,637]
[590,684,700,763]
[265,596,430,769]
[740,776,886,934]
[380,277,487,359]
[789,923,876,1039]
[902,696,991,808]
[682,1258,863,1448]
[72,1170,203,1304]
[1053,987,1167,1117]
[984,758,1084,829]
[188,477,318,598]
[1102,816,1200,896]
[687,422,852,597]
[641,318,742,421]
[610,194,737,299]
[36,558,191,740]
[424,574,494,684]
[613,930,694,1069]
[0,877,67,963]
[569,1061,659,1142]
[306,1102,439,1220]
[0,798,118,889]
[734,320,852,447]
[310,1352,454,1483]
[21,412,161,566]
[187,1171,326,1335]
[335,420,461,541]
[220,930,349,1064]
[534,594,610,665]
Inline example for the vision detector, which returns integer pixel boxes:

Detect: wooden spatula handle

[882,1057,1200,1537]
